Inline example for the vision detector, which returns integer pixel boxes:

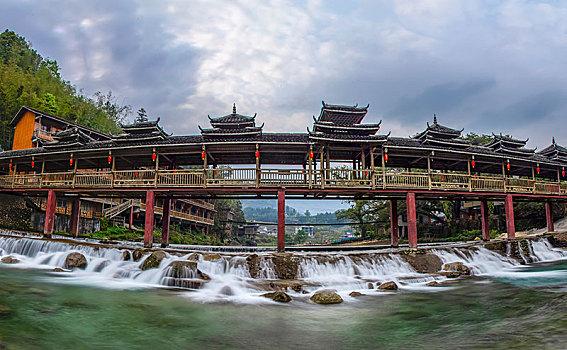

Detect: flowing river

[0,233,566,349]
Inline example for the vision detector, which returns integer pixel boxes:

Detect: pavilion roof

[485,133,528,148]
[201,104,263,139]
[414,115,463,140]
[207,104,256,128]
[539,137,567,158]
[317,101,369,125]
[115,118,168,142]
[43,127,95,149]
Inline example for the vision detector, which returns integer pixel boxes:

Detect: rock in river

[378,281,398,290]
[262,291,292,303]
[441,262,471,277]
[310,290,343,305]
[349,291,364,297]
[64,252,87,269]
[1,256,20,264]
[271,253,299,280]
[401,251,442,273]
[140,250,166,270]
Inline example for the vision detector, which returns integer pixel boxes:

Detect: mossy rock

[310,290,343,305]
[271,253,299,280]
[64,252,87,269]
[261,291,292,303]
[140,251,166,270]
[378,281,398,290]
[401,251,442,273]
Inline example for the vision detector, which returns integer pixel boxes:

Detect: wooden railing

[1,168,567,196]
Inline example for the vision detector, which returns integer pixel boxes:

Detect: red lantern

[506,161,511,172]
[31,159,35,169]
[255,150,260,159]
[9,160,12,172]
[309,150,314,160]
[152,149,157,162]
[562,167,566,178]
[70,157,74,167]
[201,150,206,160]
[471,159,476,169]
[384,153,389,163]
[536,164,540,175]
[107,155,112,164]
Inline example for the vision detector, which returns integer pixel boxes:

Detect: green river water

[0,261,566,349]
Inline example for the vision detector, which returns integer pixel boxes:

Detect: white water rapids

[1,234,566,304]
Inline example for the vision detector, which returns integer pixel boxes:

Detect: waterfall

[1,234,566,303]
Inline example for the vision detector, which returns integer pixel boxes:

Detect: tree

[294,229,308,244]
[40,93,58,114]
[136,108,148,123]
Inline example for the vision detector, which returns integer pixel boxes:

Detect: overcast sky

[3,0,567,212]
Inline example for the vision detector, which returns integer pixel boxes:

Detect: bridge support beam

[277,188,285,252]
[129,204,134,230]
[43,189,56,238]
[144,190,155,248]
[390,199,399,247]
[504,194,515,239]
[406,192,418,248]
[69,198,81,238]
[161,197,172,248]
[480,199,490,241]
[545,201,554,233]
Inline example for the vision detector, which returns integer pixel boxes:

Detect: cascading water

[1,233,566,303]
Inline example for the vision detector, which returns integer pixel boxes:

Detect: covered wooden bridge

[0,102,566,251]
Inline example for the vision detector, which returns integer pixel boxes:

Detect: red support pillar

[43,189,57,238]
[144,190,155,247]
[406,192,418,248]
[129,205,134,230]
[277,188,285,252]
[69,198,81,238]
[504,194,515,239]
[161,197,172,248]
[480,199,490,241]
[390,199,399,247]
[545,201,554,233]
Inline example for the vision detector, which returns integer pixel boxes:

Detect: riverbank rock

[271,253,299,280]
[549,233,567,247]
[378,281,398,290]
[132,249,145,262]
[52,267,68,272]
[262,291,292,303]
[140,250,166,270]
[187,253,201,262]
[442,262,471,277]
[401,251,442,273]
[203,253,222,262]
[349,291,364,297]
[246,254,261,278]
[1,256,20,264]
[310,290,343,305]
[64,252,87,269]
[122,250,132,261]
[367,282,374,289]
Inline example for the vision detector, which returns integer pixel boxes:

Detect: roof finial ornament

[552,136,556,145]
[233,103,237,114]
[433,114,438,124]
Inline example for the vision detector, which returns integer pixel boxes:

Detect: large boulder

[64,252,87,269]
[401,251,442,273]
[132,249,145,262]
[246,254,261,278]
[271,253,299,280]
[1,256,20,264]
[202,253,222,262]
[442,262,471,276]
[310,290,343,305]
[378,281,398,290]
[167,260,209,280]
[122,250,132,261]
[261,291,292,303]
[549,233,567,248]
[140,250,166,270]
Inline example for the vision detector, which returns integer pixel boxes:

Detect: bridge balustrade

[0,168,566,196]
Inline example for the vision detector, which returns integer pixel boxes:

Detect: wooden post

[326,146,331,181]
[72,158,78,188]
[390,199,399,247]
[381,148,386,189]
[308,145,313,189]
[277,188,285,252]
[545,201,554,233]
[467,158,472,192]
[427,155,432,190]
[154,153,159,187]
[144,190,155,247]
[69,197,80,237]
[504,194,515,239]
[480,199,490,241]
[320,147,325,189]
[406,192,418,248]
[370,147,375,189]
[43,189,56,238]
[255,143,260,188]
[161,197,172,248]
[129,204,134,230]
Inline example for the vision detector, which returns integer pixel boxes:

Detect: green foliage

[0,29,130,149]
[153,224,221,245]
